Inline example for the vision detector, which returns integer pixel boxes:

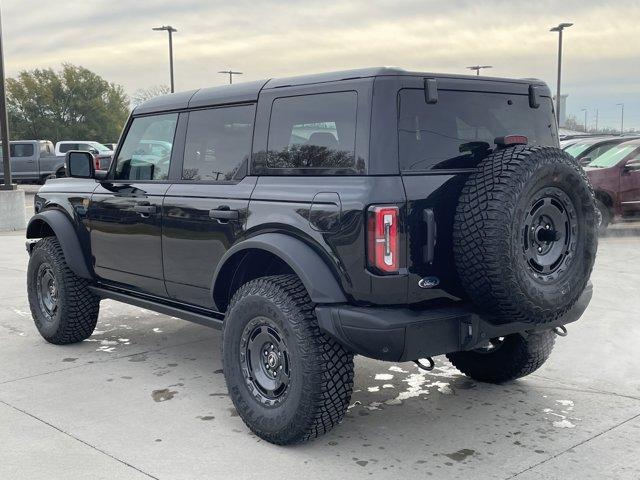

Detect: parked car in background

[560,138,581,150]
[54,141,114,170]
[0,140,64,183]
[565,136,639,166]
[102,143,118,151]
[586,139,640,231]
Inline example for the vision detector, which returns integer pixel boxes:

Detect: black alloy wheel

[240,317,291,406]
[522,186,578,283]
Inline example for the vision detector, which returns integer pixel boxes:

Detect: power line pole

[466,65,492,76]
[153,25,177,93]
[594,109,598,132]
[218,70,243,84]
[0,6,14,191]
[581,108,588,133]
[550,23,573,126]
[617,103,624,134]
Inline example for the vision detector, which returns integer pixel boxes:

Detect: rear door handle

[209,206,239,221]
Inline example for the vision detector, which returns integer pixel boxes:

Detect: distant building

[553,94,569,127]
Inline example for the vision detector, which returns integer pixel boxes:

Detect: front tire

[27,237,100,344]
[222,274,354,445]
[446,331,555,383]
[595,199,611,234]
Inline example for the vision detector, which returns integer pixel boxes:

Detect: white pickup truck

[55,141,114,170]
[0,140,65,183]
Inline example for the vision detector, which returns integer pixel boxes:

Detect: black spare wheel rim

[36,263,58,320]
[240,317,291,407]
[522,186,578,283]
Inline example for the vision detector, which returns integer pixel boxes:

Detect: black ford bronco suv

[26,68,597,445]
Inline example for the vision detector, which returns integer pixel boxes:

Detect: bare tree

[131,85,171,107]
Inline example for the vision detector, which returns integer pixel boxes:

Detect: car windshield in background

[588,144,638,168]
[565,142,593,158]
[398,90,558,171]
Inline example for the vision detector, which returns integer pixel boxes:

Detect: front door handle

[209,206,239,221]
[132,202,157,215]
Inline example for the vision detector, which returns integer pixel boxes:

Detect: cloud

[2,0,639,128]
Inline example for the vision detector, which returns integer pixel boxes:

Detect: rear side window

[58,143,77,153]
[265,91,359,174]
[114,113,178,181]
[182,105,254,182]
[398,89,558,171]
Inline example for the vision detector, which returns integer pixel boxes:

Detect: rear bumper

[316,283,593,362]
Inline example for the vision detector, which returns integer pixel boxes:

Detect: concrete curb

[0,189,26,231]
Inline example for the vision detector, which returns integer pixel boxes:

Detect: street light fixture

[466,65,492,76]
[152,25,177,93]
[581,108,588,133]
[617,103,625,135]
[218,70,243,85]
[550,22,573,126]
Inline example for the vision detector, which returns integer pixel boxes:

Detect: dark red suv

[586,139,640,230]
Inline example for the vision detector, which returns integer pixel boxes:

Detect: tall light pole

[594,108,599,132]
[0,6,14,190]
[466,65,492,76]
[153,25,177,93]
[218,70,243,84]
[550,22,573,126]
[617,103,624,134]
[581,108,588,133]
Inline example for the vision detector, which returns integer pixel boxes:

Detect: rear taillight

[93,155,100,170]
[367,205,399,274]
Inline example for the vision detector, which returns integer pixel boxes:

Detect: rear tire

[454,146,597,325]
[27,237,100,344]
[222,274,354,445]
[446,331,555,383]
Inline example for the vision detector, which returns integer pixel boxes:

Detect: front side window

[114,113,178,181]
[265,91,359,174]
[10,143,34,157]
[182,105,254,182]
[398,89,558,171]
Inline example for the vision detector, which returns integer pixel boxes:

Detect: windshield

[565,142,593,158]
[90,142,112,153]
[588,144,639,168]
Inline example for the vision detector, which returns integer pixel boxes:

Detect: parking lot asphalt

[1,214,639,479]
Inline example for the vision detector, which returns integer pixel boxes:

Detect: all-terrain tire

[222,274,354,445]
[454,146,597,325]
[446,331,555,384]
[27,237,100,344]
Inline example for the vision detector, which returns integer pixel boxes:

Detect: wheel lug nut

[538,247,542,253]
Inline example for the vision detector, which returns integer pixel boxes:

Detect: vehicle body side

[587,142,640,219]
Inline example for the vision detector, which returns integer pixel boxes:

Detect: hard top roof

[134,67,547,115]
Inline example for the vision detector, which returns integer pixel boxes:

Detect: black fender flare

[211,233,347,307]
[26,210,92,279]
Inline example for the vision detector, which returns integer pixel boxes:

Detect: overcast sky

[3,0,639,129]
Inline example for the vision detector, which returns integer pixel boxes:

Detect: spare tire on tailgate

[453,145,597,325]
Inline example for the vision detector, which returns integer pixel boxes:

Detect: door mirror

[624,160,640,173]
[66,151,95,178]
[579,157,592,166]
